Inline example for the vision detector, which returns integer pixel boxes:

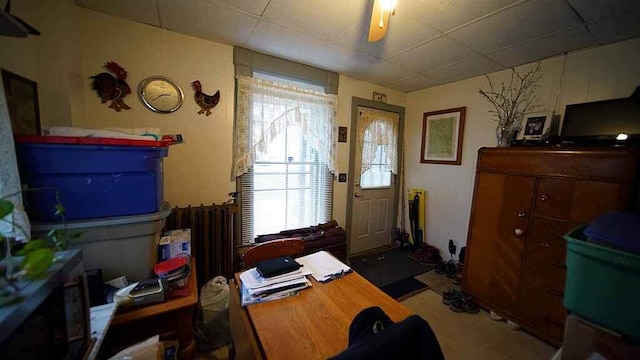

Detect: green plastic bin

[564,226,640,340]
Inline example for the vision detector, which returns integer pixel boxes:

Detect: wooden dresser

[462,147,639,345]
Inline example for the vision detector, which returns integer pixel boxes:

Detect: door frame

[346,97,406,257]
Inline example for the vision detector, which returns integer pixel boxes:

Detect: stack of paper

[296,251,352,283]
[239,267,312,306]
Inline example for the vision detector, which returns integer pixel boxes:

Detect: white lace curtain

[358,107,400,176]
[233,75,338,178]
[0,78,30,242]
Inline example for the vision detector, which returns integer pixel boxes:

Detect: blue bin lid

[584,212,640,255]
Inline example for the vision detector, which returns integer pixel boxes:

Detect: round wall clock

[138,76,184,113]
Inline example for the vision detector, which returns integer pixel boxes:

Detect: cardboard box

[158,229,191,261]
[562,314,640,360]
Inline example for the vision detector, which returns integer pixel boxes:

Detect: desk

[230,271,412,359]
[105,259,198,360]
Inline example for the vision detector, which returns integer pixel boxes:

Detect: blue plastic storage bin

[16,142,168,221]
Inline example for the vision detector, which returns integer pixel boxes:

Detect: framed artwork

[338,126,348,142]
[1,69,41,135]
[420,107,466,165]
[373,91,387,103]
[517,111,553,140]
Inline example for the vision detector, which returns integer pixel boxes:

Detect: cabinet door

[490,175,536,312]
[534,178,574,220]
[570,181,628,223]
[464,173,535,312]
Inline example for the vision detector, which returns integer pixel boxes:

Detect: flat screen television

[561,97,640,143]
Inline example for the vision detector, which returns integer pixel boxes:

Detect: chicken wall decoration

[90,61,131,112]
[191,80,220,116]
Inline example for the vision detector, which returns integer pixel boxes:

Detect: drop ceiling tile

[387,36,478,73]
[338,9,441,60]
[162,0,258,45]
[390,74,447,92]
[261,0,369,42]
[212,0,270,16]
[487,26,596,68]
[402,0,520,32]
[587,9,640,45]
[424,57,505,85]
[448,0,582,53]
[566,0,640,21]
[246,20,349,71]
[340,54,421,84]
[76,0,161,27]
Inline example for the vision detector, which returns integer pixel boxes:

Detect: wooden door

[464,173,535,311]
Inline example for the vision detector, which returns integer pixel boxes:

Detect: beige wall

[334,75,406,228]
[405,37,640,254]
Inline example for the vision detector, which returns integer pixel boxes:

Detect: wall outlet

[338,173,347,182]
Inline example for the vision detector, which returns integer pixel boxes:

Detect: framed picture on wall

[420,107,466,165]
[1,69,42,135]
[517,111,553,140]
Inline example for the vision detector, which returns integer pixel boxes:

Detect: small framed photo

[421,107,466,165]
[338,126,348,142]
[1,69,41,135]
[373,91,387,103]
[518,111,553,140]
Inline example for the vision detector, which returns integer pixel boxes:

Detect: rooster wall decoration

[90,61,131,112]
[191,80,220,116]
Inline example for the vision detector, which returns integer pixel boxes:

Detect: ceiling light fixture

[368,0,396,42]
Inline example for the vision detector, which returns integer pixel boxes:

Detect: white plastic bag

[194,276,231,351]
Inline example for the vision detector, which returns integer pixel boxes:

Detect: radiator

[165,203,239,289]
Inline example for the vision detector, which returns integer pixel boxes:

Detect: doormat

[414,270,460,296]
[380,277,429,301]
[350,248,435,288]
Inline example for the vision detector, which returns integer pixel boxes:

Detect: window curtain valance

[358,107,400,175]
[233,75,338,178]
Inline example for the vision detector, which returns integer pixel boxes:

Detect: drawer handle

[546,288,564,297]
[517,211,526,217]
[539,194,549,201]
[540,242,551,248]
[552,260,567,269]
[515,229,524,236]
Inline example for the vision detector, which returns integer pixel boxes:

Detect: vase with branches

[479,63,542,147]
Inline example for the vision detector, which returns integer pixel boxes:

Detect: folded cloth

[103,127,162,140]
[46,126,159,141]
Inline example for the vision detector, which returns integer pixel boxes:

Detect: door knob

[539,194,549,201]
[354,192,361,198]
[515,229,524,236]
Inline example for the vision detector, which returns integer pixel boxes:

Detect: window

[234,75,337,245]
[357,107,399,189]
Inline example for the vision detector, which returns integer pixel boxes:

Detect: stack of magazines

[238,265,312,306]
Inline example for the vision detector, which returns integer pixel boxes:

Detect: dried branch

[479,63,542,129]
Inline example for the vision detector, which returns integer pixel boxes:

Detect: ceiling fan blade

[368,0,391,42]
[0,9,28,37]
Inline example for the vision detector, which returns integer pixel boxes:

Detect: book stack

[239,267,312,306]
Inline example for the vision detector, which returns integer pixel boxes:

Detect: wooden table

[104,259,198,360]
[230,271,412,359]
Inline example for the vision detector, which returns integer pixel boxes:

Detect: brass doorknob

[354,192,361,198]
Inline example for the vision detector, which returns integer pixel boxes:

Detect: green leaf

[54,203,65,216]
[16,239,50,256]
[22,248,54,279]
[69,231,85,239]
[0,199,14,219]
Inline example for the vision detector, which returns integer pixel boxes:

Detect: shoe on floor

[442,287,460,305]
[449,293,480,314]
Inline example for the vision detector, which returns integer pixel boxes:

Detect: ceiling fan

[368,0,396,42]
[0,0,40,37]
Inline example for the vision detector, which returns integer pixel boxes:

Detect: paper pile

[239,267,312,306]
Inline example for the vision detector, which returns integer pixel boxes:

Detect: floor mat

[350,248,435,288]
[414,270,460,296]
[380,277,429,301]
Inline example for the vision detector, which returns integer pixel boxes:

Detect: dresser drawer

[526,217,568,276]
[534,178,574,220]
[518,269,567,341]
